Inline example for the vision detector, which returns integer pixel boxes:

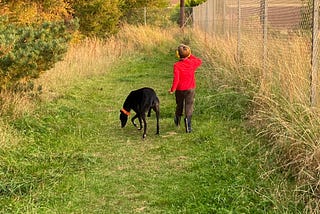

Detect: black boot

[174,115,181,127]
[184,117,192,133]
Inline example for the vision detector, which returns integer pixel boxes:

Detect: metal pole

[180,0,185,28]
[237,0,241,62]
[223,0,226,35]
[311,0,319,106]
[205,0,208,41]
[213,0,216,34]
[262,0,268,89]
[144,7,147,26]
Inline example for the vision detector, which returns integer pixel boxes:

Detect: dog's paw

[142,134,146,139]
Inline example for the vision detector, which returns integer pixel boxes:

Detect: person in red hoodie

[168,44,202,133]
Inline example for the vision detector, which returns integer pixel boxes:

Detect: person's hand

[168,90,174,94]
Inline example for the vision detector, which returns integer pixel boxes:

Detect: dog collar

[121,108,130,116]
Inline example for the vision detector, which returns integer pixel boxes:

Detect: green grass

[0,48,303,213]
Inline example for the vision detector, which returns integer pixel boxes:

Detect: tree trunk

[179,0,185,28]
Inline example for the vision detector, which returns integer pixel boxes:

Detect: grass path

[1,49,302,213]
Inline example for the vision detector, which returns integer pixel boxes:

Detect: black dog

[120,87,160,138]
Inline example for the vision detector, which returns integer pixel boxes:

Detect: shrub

[72,0,121,38]
[0,19,77,92]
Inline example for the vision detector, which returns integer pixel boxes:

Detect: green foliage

[169,0,205,27]
[186,0,207,7]
[119,0,169,11]
[0,42,302,212]
[197,88,251,120]
[72,0,121,38]
[119,0,169,24]
[0,0,175,38]
[0,0,72,24]
[169,6,194,26]
[0,20,77,91]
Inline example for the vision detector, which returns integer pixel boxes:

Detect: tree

[0,19,78,91]
[0,0,73,24]
[0,1,78,92]
[119,0,168,11]
[170,0,205,27]
[119,0,169,24]
[185,0,206,7]
[179,0,185,28]
[71,0,121,37]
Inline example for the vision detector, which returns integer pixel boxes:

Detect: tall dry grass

[0,118,21,147]
[36,24,177,98]
[35,37,124,100]
[116,24,178,54]
[0,24,179,145]
[192,28,320,209]
[0,37,125,119]
[0,24,178,111]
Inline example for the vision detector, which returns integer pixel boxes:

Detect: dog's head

[120,108,130,128]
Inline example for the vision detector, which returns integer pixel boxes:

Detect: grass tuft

[0,25,306,212]
[191,24,320,209]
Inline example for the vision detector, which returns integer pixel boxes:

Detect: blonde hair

[176,44,191,59]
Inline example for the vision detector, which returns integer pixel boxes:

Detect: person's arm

[169,64,180,93]
[189,54,202,68]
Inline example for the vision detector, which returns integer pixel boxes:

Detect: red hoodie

[170,54,202,92]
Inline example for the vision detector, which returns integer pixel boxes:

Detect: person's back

[169,44,202,133]
[173,55,202,91]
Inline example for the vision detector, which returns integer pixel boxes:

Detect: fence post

[223,0,226,35]
[144,7,147,26]
[205,0,209,41]
[311,0,319,106]
[180,0,185,28]
[237,0,241,62]
[262,0,268,91]
[213,0,216,34]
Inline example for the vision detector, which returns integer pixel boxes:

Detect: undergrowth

[192,27,320,211]
[0,25,306,212]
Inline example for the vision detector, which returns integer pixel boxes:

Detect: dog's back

[127,87,159,114]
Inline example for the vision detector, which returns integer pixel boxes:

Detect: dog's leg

[141,113,147,138]
[132,114,143,130]
[131,114,138,128]
[154,105,160,135]
[147,108,151,117]
[138,116,143,130]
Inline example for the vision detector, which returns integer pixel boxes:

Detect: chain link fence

[125,3,319,106]
[193,0,319,106]
[124,7,180,27]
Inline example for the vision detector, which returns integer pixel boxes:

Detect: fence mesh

[128,3,318,106]
[124,7,180,27]
[193,0,318,106]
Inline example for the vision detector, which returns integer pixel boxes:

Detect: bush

[72,0,121,38]
[0,19,77,92]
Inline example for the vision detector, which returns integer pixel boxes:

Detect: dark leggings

[175,89,195,118]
